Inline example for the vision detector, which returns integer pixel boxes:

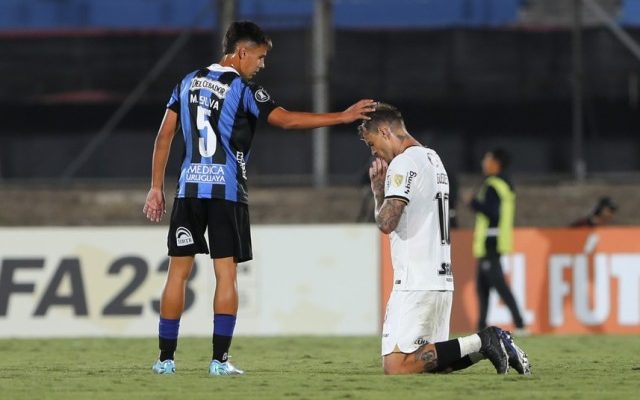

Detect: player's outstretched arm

[143,109,179,223]
[267,99,376,130]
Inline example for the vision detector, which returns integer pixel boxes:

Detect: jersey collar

[207,63,240,75]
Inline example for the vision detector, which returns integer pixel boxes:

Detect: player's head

[223,21,272,54]
[482,147,510,176]
[223,21,272,79]
[592,196,617,224]
[358,103,408,162]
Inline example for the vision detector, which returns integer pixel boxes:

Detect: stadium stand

[518,0,619,27]
[1,179,639,226]
[2,0,640,30]
[1,0,639,226]
[620,0,640,25]
[0,0,521,30]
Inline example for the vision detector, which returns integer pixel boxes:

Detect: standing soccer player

[143,20,375,376]
[360,103,530,375]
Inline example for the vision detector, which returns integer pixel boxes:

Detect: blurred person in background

[569,196,618,227]
[143,20,375,376]
[465,148,526,335]
[361,104,530,375]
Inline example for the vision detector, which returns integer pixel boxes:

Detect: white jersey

[384,146,454,291]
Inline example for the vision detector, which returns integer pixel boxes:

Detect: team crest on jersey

[393,174,404,187]
[254,88,270,102]
[190,77,229,99]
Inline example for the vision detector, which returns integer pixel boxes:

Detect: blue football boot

[208,359,244,376]
[152,359,176,375]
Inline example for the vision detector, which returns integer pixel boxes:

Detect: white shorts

[381,290,453,356]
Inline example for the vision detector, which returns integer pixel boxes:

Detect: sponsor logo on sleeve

[254,88,271,102]
[404,171,417,195]
[236,151,247,180]
[176,227,194,247]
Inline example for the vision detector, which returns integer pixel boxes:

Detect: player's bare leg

[383,327,509,375]
[213,256,239,314]
[383,342,466,375]
[383,344,439,374]
[209,256,244,376]
[153,256,194,374]
[160,256,195,317]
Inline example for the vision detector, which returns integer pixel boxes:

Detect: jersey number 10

[435,192,451,245]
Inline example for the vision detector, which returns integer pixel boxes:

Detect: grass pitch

[1,335,638,400]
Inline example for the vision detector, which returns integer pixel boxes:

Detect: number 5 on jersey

[197,106,217,157]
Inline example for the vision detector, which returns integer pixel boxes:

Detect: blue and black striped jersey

[167,64,278,203]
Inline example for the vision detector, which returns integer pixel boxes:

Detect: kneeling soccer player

[359,103,531,375]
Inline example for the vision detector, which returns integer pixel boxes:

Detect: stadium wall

[0,225,380,338]
[2,226,639,338]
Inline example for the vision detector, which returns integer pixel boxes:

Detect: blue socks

[158,317,180,361]
[158,315,237,362]
[212,314,236,362]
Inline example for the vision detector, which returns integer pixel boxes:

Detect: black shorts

[167,197,252,262]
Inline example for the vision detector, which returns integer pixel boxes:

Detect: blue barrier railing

[1,0,638,30]
[0,0,523,30]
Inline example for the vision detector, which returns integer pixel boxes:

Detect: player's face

[239,44,269,80]
[362,131,393,163]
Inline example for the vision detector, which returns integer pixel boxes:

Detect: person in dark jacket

[467,148,525,333]
[569,197,618,227]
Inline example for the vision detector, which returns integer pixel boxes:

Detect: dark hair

[357,102,404,138]
[223,21,272,54]
[593,196,618,216]
[489,147,510,170]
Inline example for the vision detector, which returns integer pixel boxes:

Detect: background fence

[1,0,640,182]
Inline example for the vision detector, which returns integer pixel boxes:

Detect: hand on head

[343,99,377,123]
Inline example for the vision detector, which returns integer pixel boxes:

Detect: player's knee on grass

[383,349,438,375]
[383,352,406,375]
[383,357,409,375]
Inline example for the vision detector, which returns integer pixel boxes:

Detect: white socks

[458,333,482,357]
